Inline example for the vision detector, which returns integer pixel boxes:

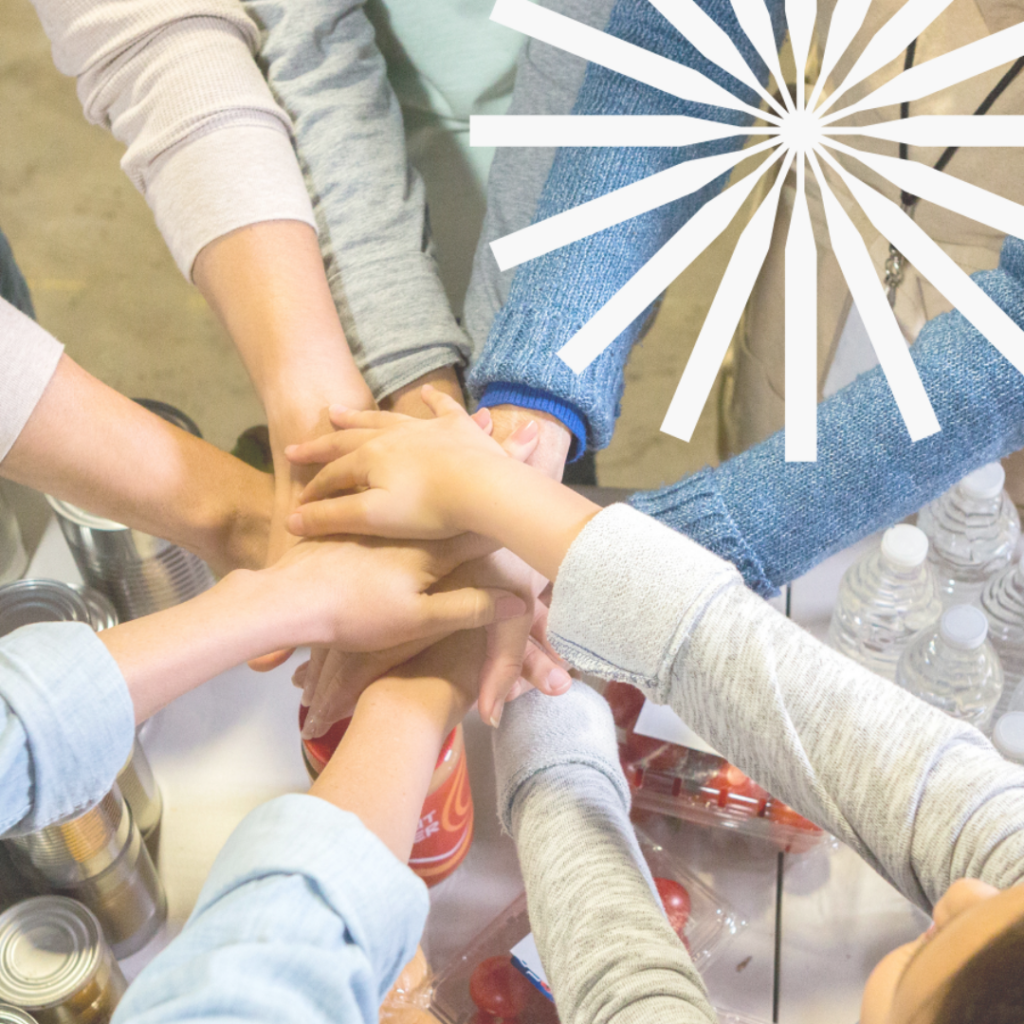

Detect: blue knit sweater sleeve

[631,236,1024,597]
[467,0,786,455]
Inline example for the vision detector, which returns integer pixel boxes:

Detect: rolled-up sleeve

[0,623,134,836]
[114,795,429,1024]
[30,0,316,277]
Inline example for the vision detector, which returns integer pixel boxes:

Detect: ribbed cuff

[629,471,775,597]
[146,121,317,279]
[479,384,587,462]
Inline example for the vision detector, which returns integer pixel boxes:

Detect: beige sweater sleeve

[29,0,316,278]
[0,300,63,463]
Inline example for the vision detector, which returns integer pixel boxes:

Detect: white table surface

[25,515,928,1021]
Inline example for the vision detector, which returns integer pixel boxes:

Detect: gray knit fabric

[497,504,1024,1022]
[498,686,715,1024]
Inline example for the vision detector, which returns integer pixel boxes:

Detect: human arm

[0,301,272,573]
[465,0,785,460]
[493,683,717,1024]
[628,235,1024,597]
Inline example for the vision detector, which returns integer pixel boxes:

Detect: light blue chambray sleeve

[0,622,134,837]
[115,795,429,1024]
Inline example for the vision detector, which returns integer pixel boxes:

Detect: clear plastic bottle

[828,524,942,680]
[992,711,1024,765]
[980,555,1024,719]
[895,605,1004,733]
[916,462,1020,607]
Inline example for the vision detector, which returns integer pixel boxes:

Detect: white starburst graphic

[470,0,1024,460]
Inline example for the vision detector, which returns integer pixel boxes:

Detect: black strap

[899,41,1024,209]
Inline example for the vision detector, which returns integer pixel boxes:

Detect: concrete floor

[1,0,727,496]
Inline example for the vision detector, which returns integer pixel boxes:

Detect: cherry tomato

[469,956,534,1019]
[705,762,766,815]
[523,985,561,1024]
[604,682,646,730]
[654,876,691,937]
[765,800,823,853]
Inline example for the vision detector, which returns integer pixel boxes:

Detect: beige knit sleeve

[29,0,315,277]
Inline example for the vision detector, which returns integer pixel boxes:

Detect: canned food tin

[5,792,166,959]
[299,706,474,887]
[0,1004,38,1024]
[0,580,163,849]
[0,897,126,1023]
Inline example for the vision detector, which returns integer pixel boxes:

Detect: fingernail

[328,404,348,417]
[511,420,539,443]
[496,595,527,620]
[284,444,298,457]
[286,512,305,535]
[547,667,572,693]
[489,701,505,729]
[924,921,938,938]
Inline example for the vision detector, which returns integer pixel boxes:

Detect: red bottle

[299,705,474,886]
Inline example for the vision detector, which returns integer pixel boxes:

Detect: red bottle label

[408,745,474,886]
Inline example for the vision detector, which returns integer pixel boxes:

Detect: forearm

[1,354,272,573]
[382,367,466,418]
[631,239,1024,597]
[243,0,470,401]
[546,506,1024,911]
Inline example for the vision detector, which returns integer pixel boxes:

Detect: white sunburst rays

[470,0,1024,461]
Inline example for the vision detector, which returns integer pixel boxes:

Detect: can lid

[993,712,1024,762]
[0,1004,38,1024]
[0,897,102,1008]
[939,605,989,650]
[880,524,929,569]
[960,462,1006,500]
[0,580,93,638]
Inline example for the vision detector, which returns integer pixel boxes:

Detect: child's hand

[261,532,526,653]
[284,386,538,541]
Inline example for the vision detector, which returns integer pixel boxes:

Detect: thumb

[501,419,540,463]
[419,587,526,634]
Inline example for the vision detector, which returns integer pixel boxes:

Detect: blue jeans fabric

[631,236,1024,598]
[467,0,786,454]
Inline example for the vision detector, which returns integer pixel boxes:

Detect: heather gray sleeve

[32,0,316,278]
[495,684,716,1024]
[0,300,64,463]
[241,0,471,402]
[547,505,1024,912]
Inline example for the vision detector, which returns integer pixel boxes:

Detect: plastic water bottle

[828,524,942,680]
[980,555,1024,719]
[895,605,1004,733]
[916,463,1020,607]
[992,711,1024,765]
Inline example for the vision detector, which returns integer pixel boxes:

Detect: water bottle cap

[880,524,929,569]
[992,712,1024,762]
[960,462,1005,500]
[939,605,989,650]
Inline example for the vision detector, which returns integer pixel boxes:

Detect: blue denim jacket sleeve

[0,623,134,837]
[114,795,428,1024]
[466,0,786,455]
[631,236,1024,598]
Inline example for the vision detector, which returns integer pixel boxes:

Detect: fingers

[500,420,540,464]
[520,636,572,696]
[476,606,533,728]
[287,490,377,537]
[420,384,467,419]
[471,408,493,434]
[328,407,409,430]
[298,450,369,503]
[248,648,295,672]
[418,587,526,638]
[434,532,502,573]
[285,428,380,466]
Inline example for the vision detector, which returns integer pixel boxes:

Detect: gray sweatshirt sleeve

[494,683,717,1024]
[239,0,472,402]
[31,0,317,278]
[546,505,1024,912]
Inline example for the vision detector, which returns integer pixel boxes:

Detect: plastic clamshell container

[429,824,746,1023]
[605,683,827,854]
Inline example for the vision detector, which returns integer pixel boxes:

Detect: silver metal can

[0,1004,38,1024]
[0,896,127,1023]
[5,792,166,959]
[0,580,163,850]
